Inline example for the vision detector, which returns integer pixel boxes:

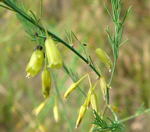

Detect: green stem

[106,0,122,105]
[120,108,150,123]
[108,105,118,121]
[3,0,101,77]
[109,59,117,86]
[106,59,117,104]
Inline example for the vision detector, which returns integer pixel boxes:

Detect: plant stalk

[3,0,101,77]
[120,109,150,123]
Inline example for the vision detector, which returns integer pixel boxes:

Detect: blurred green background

[0,0,150,132]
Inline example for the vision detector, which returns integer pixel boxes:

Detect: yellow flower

[75,104,87,128]
[64,74,88,99]
[42,68,51,98]
[75,82,97,128]
[26,47,44,78]
[45,36,63,69]
[85,82,97,107]
[32,99,48,116]
[90,91,98,112]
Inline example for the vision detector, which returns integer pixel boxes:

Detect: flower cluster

[62,47,112,128]
[63,74,107,128]
[26,37,63,98]
[26,37,110,127]
[26,36,62,122]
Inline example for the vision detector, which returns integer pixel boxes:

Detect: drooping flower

[85,81,97,107]
[75,104,87,128]
[75,82,97,128]
[42,67,51,98]
[64,74,88,99]
[90,91,98,112]
[26,46,44,78]
[45,36,63,69]
[32,99,48,116]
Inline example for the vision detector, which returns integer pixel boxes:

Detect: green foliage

[105,0,131,60]
[92,0,150,131]
[102,0,131,105]
[92,111,124,132]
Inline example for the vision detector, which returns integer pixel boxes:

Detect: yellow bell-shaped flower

[45,36,63,69]
[42,67,52,98]
[26,47,44,78]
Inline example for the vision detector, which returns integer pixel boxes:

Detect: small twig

[120,108,150,123]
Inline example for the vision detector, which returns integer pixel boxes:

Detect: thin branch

[120,108,150,123]
[2,0,101,77]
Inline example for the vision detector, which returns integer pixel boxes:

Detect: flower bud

[90,91,98,112]
[85,82,97,107]
[33,100,48,116]
[64,74,88,99]
[75,82,97,128]
[42,68,51,98]
[53,97,59,122]
[26,47,44,78]
[75,104,87,128]
[45,36,63,69]
[95,48,112,72]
